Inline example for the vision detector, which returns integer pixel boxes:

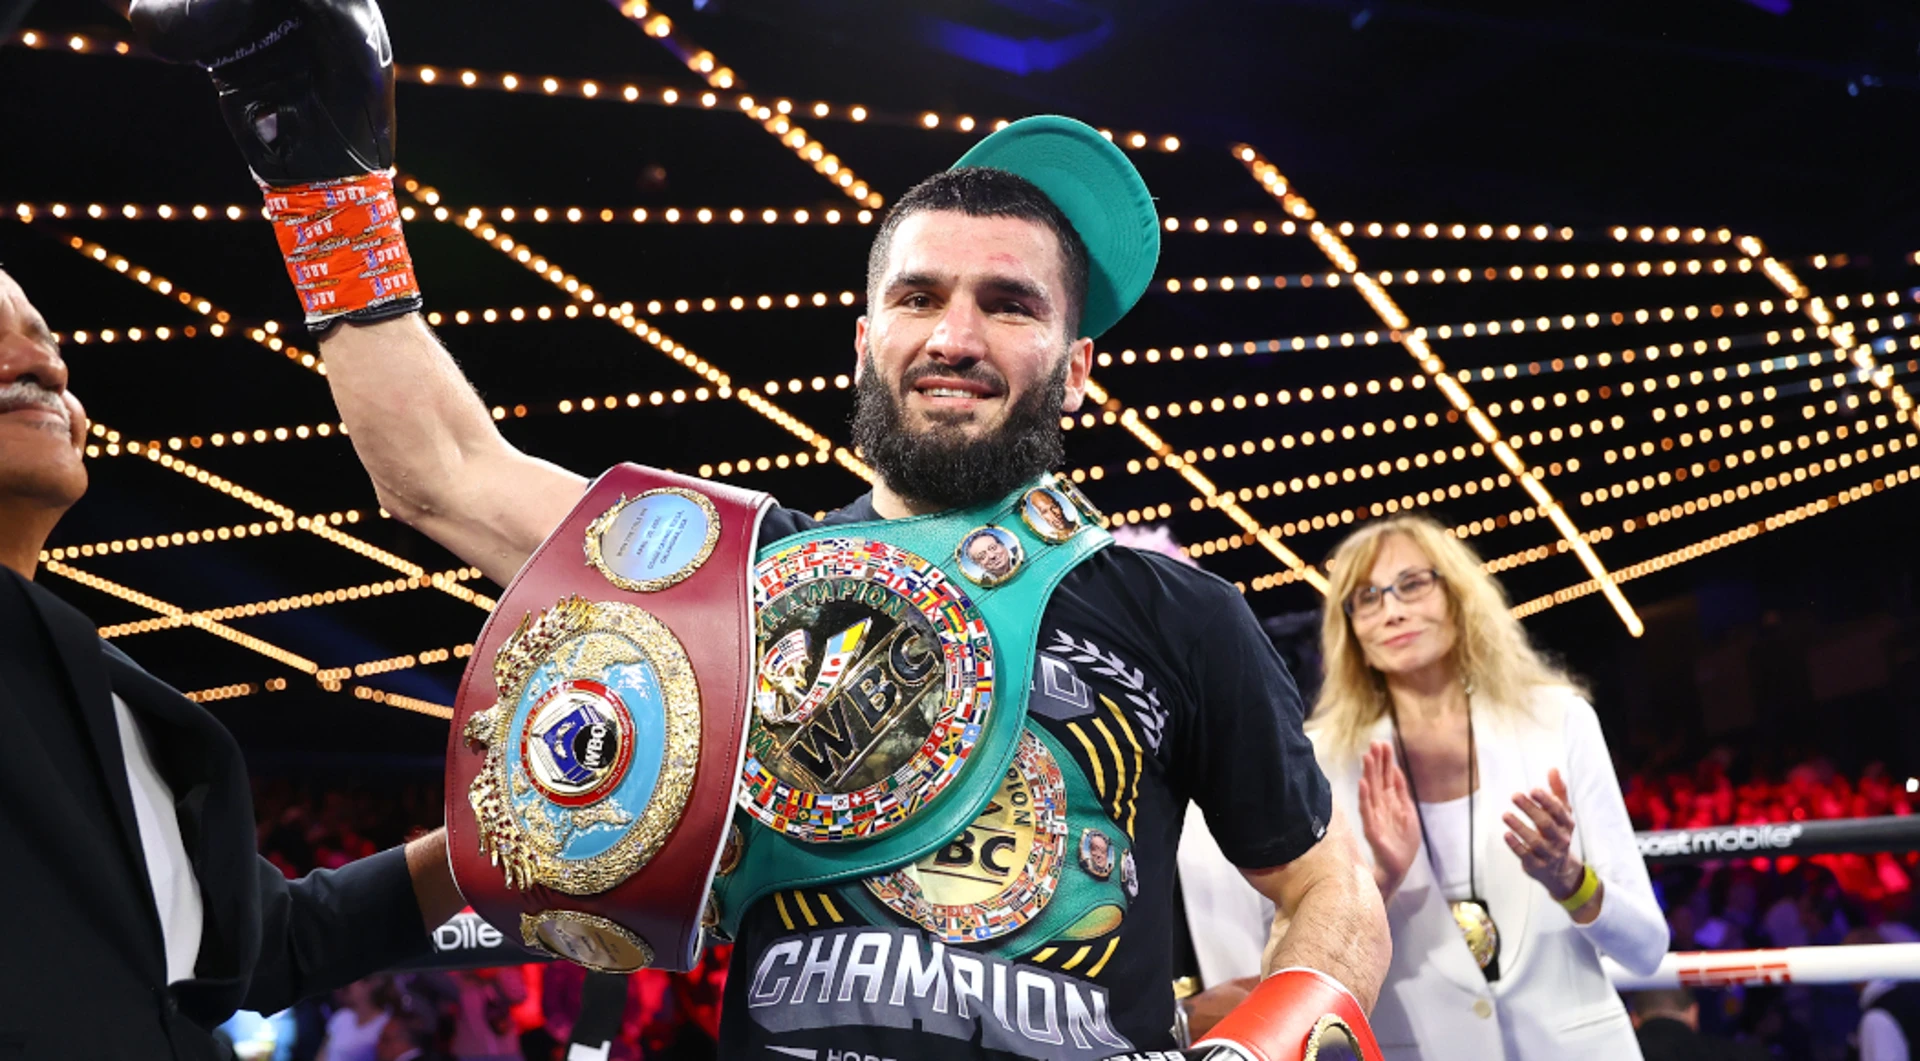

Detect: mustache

[898,360,1007,395]
[0,380,71,429]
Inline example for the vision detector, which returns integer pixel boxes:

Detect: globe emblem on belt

[521,679,636,807]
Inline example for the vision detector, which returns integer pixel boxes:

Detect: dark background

[3,0,1918,775]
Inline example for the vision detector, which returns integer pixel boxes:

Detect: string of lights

[4,27,1166,173]
[1533,344,1918,472]
[96,305,1897,469]
[399,176,876,483]
[1582,379,1914,510]
[15,201,1776,251]
[28,228,328,374]
[424,289,863,323]
[601,2,880,206]
[1203,354,1912,581]
[11,200,877,226]
[95,568,485,638]
[1740,237,1920,430]
[46,514,314,562]
[42,559,320,673]
[1511,446,1920,620]
[315,643,475,684]
[992,319,1909,552]
[1233,144,1641,636]
[1090,290,1912,377]
[91,422,496,611]
[181,674,455,719]
[1243,425,1916,597]
[1153,252,1862,297]
[1083,378,1329,591]
[1620,430,1916,536]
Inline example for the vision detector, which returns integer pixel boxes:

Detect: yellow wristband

[1557,864,1600,911]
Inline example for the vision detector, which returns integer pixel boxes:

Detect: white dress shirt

[1175,801,1275,987]
[112,691,207,984]
[1861,981,1911,1061]
[1417,795,1473,901]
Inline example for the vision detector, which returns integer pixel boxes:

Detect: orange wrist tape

[261,170,421,330]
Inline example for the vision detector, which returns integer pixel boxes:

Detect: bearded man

[132,0,1391,1056]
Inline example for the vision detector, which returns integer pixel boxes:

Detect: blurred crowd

[226,755,1919,1061]
[1622,756,1917,1060]
[224,777,727,1061]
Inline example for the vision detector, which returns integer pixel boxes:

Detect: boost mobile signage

[1637,823,1805,859]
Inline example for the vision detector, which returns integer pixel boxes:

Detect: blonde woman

[1307,514,1667,1059]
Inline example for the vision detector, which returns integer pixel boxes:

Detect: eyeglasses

[1344,568,1442,619]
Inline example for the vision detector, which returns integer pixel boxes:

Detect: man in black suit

[1629,988,1773,1061]
[0,268,467,1058]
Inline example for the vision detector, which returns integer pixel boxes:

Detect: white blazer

[1176,801,1276,987]
[1309,687,1668,1061]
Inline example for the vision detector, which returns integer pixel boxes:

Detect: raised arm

[132,0,586,583]
[319,316,584,584]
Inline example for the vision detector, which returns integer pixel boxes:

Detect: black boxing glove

[130,0,420,331]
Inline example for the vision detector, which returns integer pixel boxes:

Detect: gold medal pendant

[1450,898,1501,981]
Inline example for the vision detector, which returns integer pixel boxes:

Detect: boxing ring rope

[1601,813,1920,989]
[1606,943,1920,990]
[400,814,1920,978]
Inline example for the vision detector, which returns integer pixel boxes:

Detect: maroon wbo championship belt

[447,465,772,973]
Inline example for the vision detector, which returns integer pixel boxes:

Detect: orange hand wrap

[261,171,422,331]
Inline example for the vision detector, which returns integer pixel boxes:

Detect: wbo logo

[520,679,636,808]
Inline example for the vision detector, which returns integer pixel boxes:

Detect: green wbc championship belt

[712,474,1111,938]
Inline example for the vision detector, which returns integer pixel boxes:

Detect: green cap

[951,115,1160,340]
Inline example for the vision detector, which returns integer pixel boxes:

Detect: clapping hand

[1502,768,1584,900]
[1357,741,1423,899]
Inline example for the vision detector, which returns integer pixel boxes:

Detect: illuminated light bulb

[661,89,678,104]
[502,74,519,90]
[1162,136,1180,151]
[582,81,599,97]
[418,66,437,82]
[542,77,559,93]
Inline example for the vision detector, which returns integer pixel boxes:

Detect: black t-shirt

[720,494,1331,1061]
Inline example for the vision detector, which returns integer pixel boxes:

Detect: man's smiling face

[0,271,88,515]
[851,208,1093,511]
[857,209,1089,443]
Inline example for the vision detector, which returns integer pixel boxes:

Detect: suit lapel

[21,576,155,894]
[103,643,261,991]
[1475,696,1536,977]
[1363,714,1488,996]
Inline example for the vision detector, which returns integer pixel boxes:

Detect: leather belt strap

[447,464,771,973]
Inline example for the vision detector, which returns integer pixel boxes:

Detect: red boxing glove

[1189,968,1383,1061]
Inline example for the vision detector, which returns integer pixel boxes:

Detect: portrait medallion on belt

[956,525,1024,588]
[742,537,995,842]
[1020,486,1084,544]
[464,596,701,894]
[865,731,1069,942]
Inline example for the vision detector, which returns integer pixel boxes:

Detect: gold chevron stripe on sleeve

[1066,722,1108,795]
[1090,716,1130,822]
[1101,696,1147,838]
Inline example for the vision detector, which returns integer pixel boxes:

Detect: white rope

[1606,943,1920,989]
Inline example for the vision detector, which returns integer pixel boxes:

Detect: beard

[851,350,1069,511]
